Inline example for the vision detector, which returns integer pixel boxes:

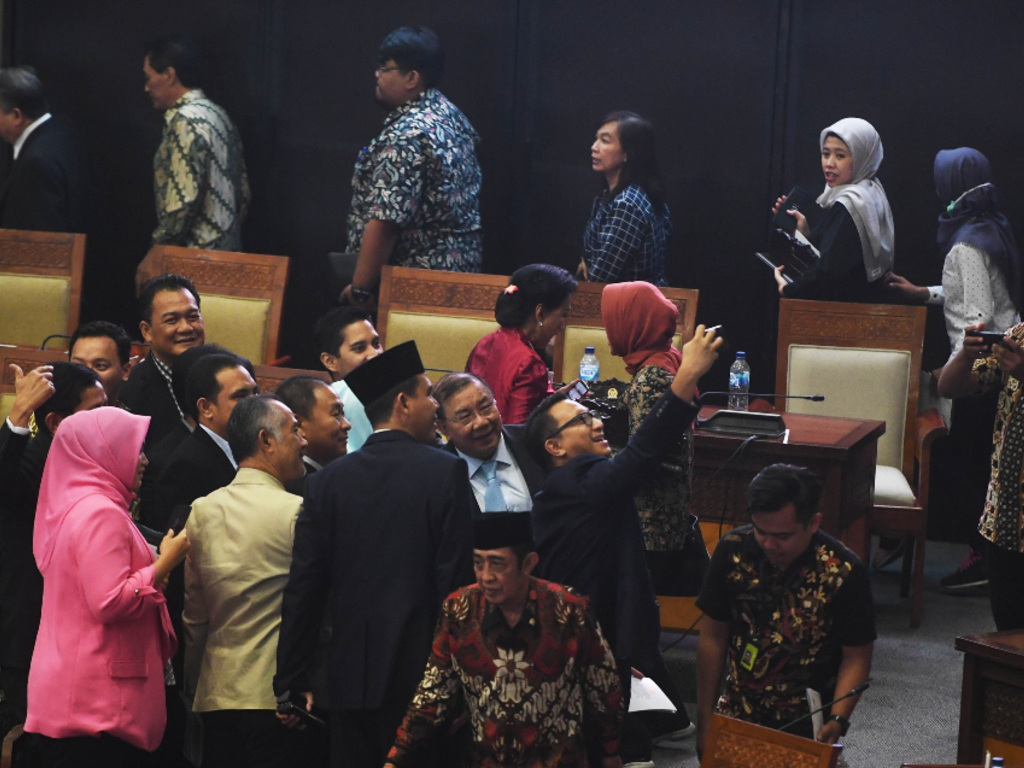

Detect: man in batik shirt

[144,37,250,251]
[939,321,1024,631]
[695,464,875,754]
[341,26,482,310]
[385,514,625,768]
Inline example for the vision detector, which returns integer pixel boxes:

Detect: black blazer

[137,420,191,529]
[284,456,320,496]
[119,354,185,451]
[442,424,547,516]
[150,425,237,531]
[531,392,698,671]
[275,430,474,722]
[0,117,90,233]
[0,425,52,668]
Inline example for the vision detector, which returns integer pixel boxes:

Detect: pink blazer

[25,499,175,750]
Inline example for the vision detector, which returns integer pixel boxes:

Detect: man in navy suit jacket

[527,325,722,762]
[275,342,473,768]
[434,371,545,516]
[0,67,89,232]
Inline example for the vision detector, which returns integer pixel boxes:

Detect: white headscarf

[816,117,894,281]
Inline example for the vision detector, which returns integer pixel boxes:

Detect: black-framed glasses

[444,399,498,427]
[545,410,601,441]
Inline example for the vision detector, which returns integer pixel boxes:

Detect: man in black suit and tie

[434,371,545,515]
[119,273,206,449]
[0,67,89,233]
[274,341,473,768]
[276,375,351,495]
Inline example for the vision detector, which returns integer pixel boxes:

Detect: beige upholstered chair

[0,229,85,347]
[377,266,511,382]
[700,714,841,768]
[0,347,68,423]
[776,299,947,628]
[136,245,289,365]
[552,281,698,382]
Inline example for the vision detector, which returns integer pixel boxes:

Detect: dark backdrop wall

[7,0,1024,389]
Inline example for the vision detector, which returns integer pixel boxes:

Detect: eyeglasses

[545,410,601,441]
[375,65,403,75]
[444,399,498,427]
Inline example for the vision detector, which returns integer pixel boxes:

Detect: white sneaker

[623,762,656,768]
[653,722,697,748]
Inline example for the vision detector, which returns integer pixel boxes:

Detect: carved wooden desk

[957,630,1024,764]
[691,408,885,560]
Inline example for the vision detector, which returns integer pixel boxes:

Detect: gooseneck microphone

[778,681,871,733]
[697,391,825,403]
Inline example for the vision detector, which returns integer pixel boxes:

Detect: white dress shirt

[200,424,238,470]
[456,434,532,512]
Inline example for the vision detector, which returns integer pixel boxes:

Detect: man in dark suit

[434,371,545,515]
[0,362,105,723]
[119,273,206,449]
[0,67,89,233]
[274,341,474,768]
[526,325,722,765]
[276,375,351,496]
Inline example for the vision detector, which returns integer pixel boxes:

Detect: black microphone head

[810,394,825,401]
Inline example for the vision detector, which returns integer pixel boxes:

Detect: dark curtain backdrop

[7,0,1024,389]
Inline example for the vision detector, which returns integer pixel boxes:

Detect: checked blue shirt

[583,184,671,285]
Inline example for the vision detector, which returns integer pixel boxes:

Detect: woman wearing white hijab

[773,117,895,303]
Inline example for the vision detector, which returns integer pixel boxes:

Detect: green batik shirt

[153,89,251,251]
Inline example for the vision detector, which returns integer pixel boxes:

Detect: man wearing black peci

[274,341,473,768]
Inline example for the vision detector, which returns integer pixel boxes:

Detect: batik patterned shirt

[696,527,875,730]
[346,89,482,274]
[584,184,670,285]
[387,578,623,768]
[153,89,251,251]
[622,364,693,551]
[974,322,1024,552]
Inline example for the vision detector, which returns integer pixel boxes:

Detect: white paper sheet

[629,676,677,713]
[806,687,823,738]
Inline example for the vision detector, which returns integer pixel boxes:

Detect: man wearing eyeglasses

[340,26,483,311]
[525,325,723,768]
[434,372,545,516]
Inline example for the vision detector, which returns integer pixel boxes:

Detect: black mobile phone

[773,186,817,235]
[566,380,589,401]
[276,698,326,727]
[168,505,191,536]
[966,329,1010,348]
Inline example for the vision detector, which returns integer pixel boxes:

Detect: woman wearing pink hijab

[602,281,705,596]
[26,407,189,767]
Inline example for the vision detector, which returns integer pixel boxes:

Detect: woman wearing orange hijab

[602,281,705,595]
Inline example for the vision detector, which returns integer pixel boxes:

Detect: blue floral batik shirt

[346,89,483,273]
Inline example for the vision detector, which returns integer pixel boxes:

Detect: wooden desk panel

[691,409,884,559]
[957,631,1024,764]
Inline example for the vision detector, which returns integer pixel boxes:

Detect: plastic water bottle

[991,757,1004,768]
[579,346,600,382]
[728,352,750,411]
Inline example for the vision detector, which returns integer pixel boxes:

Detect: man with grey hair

[434,371,545,517]
[0,66,89,232]
[184,394,326,765]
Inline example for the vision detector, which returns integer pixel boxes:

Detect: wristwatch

[350,285,375,304]
[829,714,851,736]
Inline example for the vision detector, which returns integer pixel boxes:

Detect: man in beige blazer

[183,394,316,767]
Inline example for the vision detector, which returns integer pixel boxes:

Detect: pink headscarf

[602,281,682,376]
[34,407,150,572]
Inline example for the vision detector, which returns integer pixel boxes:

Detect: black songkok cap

[344,340,425,407]
[473,513,534,551]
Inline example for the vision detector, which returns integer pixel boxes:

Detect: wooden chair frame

[136,244,290,365]
[0,228,86,342]
[252,364,330,394]
[775,299,947,628]
[701,714,841,768]
[551,280,699,382]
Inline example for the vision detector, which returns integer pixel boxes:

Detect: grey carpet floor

[652,538,996,767]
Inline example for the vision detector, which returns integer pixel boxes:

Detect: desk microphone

[697,392,825,403]
[778,681,871,733]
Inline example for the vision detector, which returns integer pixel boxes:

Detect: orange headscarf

[601,281,682,376]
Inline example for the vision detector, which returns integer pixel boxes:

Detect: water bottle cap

[584,346,595,354]
[736,351,746,358]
